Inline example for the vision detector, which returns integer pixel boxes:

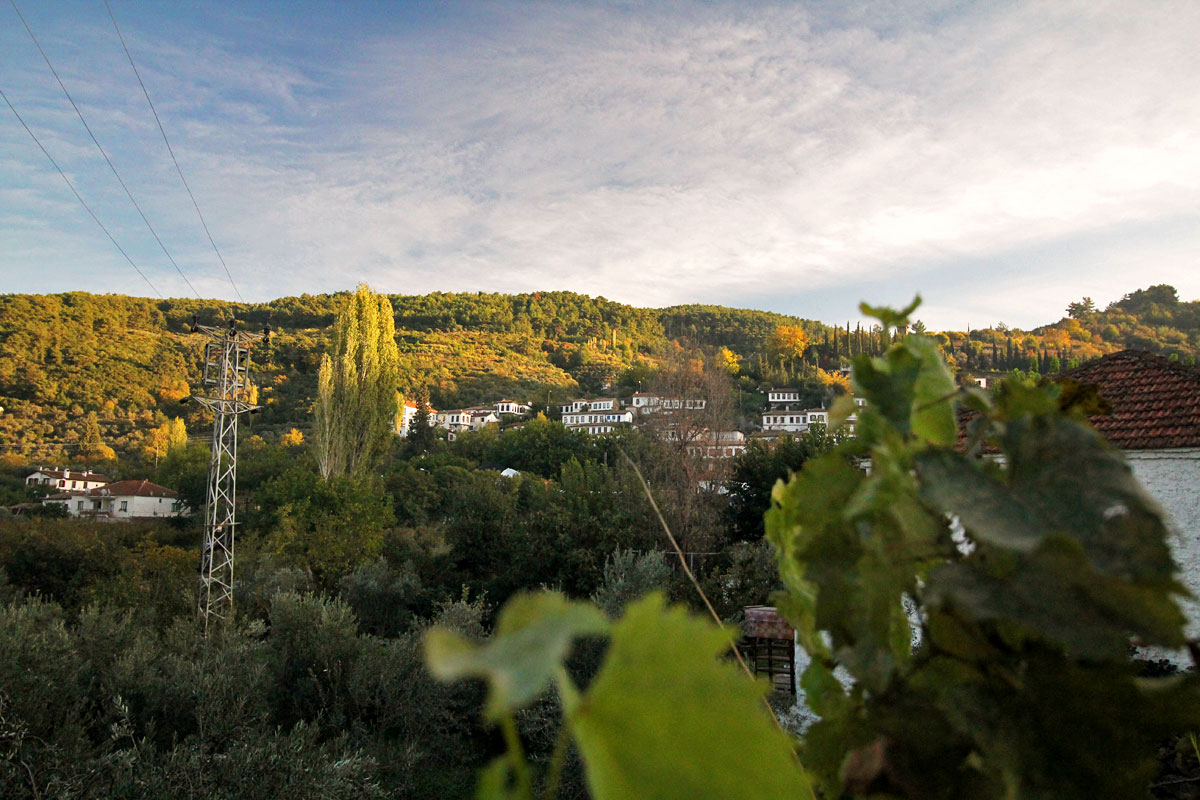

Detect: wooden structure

[741,606,797,696]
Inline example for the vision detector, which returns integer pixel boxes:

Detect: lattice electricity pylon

[188,320,266,633]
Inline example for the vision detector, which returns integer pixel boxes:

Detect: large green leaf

[904,335,957,446]
[424,591,608,720]
[925,535,1186,658]
[916,450,1046,553]
[766,454,865,658]
[565,594,812,800]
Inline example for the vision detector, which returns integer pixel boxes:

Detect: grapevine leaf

[860,296,922,331]
[852,352,921,434]
[566,594,811,800]
[766,455,864,658]
[801,659,849,719]
[904,335,957,446]
[926,534,1186,657]
[1000,415,1178,581]
[425,591,608,720]
[916,450,1045,552]
[475,758,523,800]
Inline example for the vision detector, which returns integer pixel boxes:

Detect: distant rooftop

[1061,349,1200,450]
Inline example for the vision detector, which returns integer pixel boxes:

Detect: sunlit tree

[313,284,401,479]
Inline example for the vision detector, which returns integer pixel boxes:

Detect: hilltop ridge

[1,285,1196,464]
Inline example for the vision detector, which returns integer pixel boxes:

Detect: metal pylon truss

[191,324,263,632]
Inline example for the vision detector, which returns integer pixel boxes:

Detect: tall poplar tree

[313,284,401,479]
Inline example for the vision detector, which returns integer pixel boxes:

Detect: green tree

[406,385,437,455]
[257,463,393,586]
[313,284,402,479]
[1066,296,1096,318]
[78,411,115,462]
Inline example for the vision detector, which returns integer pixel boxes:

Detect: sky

[2,0,1199,331]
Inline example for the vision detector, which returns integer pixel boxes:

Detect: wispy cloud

[3,1,1198,326]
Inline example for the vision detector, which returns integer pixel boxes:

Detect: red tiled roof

[27,469,110,483]
[1060,350,1200,450]
[86,479,178,499]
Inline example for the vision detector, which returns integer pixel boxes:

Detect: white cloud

[3,0,1200,326]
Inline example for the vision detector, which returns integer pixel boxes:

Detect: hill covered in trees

[0,285,1197,468]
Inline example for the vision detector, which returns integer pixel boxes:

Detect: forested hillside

[1,285,1197,467]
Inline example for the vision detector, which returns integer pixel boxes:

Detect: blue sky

[3,0,1199,330]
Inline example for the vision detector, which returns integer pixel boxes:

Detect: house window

[119,500,128,512]
[77,501,83,510]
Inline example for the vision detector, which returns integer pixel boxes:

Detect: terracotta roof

[1060,350,1200,450]
[27,469,110,483]
[86,479,178,499]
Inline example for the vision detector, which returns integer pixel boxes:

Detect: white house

[45,479,183,520]
[631,393,661,411]
[397,400,438,437]
[760,407,835,434]
[767,388,801,405]
[686,430,747,459]
[560,397,618,414]
[469,409,501,430]
[25,468,109,493]
[1062,350,1200,649]
[660,397,706,412]
[494,399,531,416]
[562,408,634,435]
[434,407,501,439]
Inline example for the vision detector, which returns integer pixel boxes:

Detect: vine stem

[619,448,818,799]
[500,712,535,800]
[542,714,573,800]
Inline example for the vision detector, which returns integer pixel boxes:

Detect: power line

[9,0,202,299]
[104,0,245,303]
[1,87,163,299]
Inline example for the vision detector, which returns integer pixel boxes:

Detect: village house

[396,400,438,438]
[494,399,531,416]
[767,388,802,405]
[685,430,747,459]
[25,467,109,493]
[44,479,183,520]
[433,407,501,440]
[562,407,634,435]
[1060,350,1200,645]
[560,397,618,414]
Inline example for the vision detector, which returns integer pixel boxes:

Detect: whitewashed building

[25,468,109,493]
[494,399,531,416]
[686,430,747,459]
[560,397,618,414]
[629,394,706,415]
[761,408,833,434]
[562,408,634,435]
[45,479,183,520]
[397,400,438,437]
[631,392,661,411]
[434,407,500,439]
[767,388,801,405]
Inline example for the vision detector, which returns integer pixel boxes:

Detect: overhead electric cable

[1,86,163,299]
[104,0,244,303]
[10,0,202,299]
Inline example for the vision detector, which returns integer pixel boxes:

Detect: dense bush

[0,590,489,799]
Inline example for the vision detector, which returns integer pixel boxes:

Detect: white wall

[1127,448,1200,642]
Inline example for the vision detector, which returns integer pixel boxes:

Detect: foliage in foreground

[426,298,1200,800]
[770,299,1200,798]
[426,592,811,800]
[0,592,488,799]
